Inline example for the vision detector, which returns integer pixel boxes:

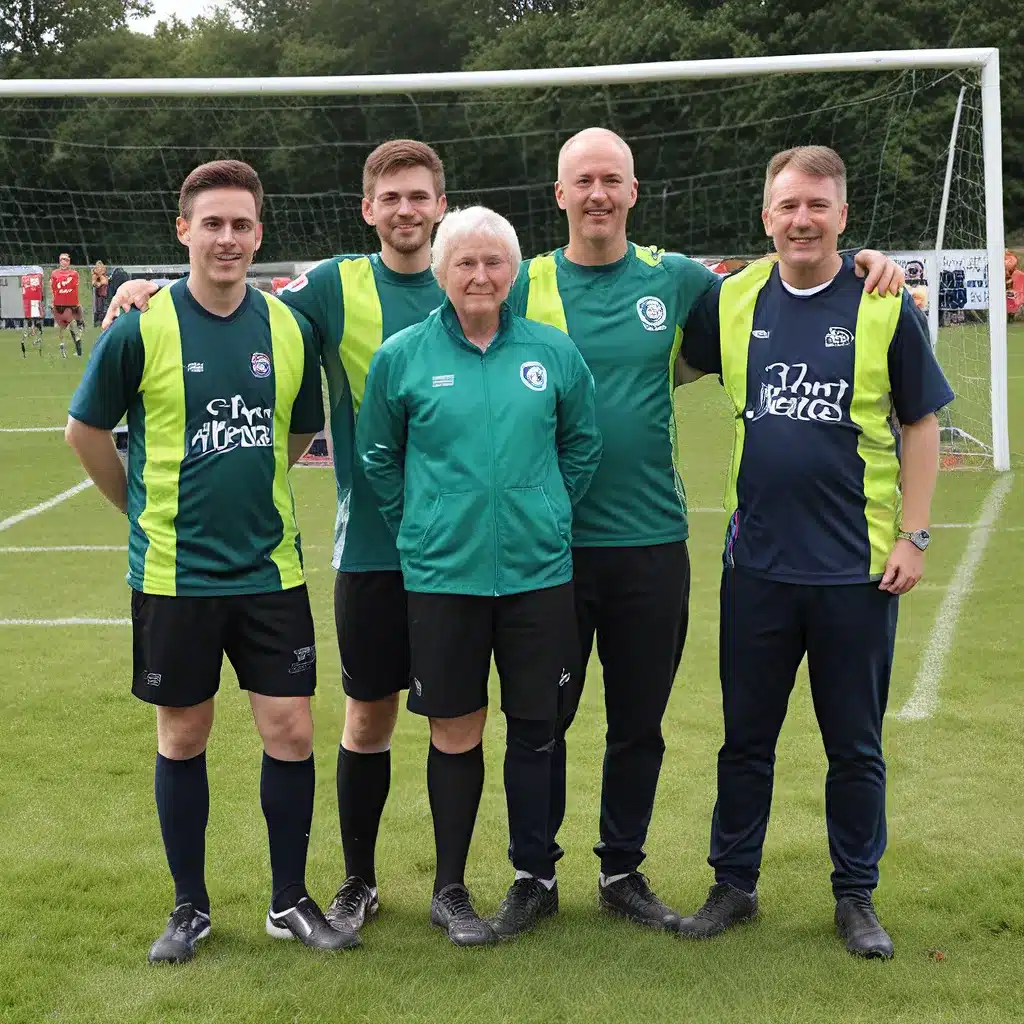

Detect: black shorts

[406,582,579,721]
[334,571,410,701]
[131,585,317,708]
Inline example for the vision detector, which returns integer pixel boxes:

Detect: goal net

[0,50,1008,467]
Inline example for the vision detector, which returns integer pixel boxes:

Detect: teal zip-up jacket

[357,298,602,597]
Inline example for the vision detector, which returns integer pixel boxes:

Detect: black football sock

[154,751,210,915]
[337,745,390,888]
[261,752,314,912]
[427,742,484,894]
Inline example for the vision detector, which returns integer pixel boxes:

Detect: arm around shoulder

[677,279,724,384]
[101,277,160,329]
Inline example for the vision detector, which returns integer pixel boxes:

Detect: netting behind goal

[0,64,999,462]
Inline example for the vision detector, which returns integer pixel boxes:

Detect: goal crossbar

[0,47,998,98]
[0,46,1008,469]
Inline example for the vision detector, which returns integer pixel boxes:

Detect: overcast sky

[129,0,234,33]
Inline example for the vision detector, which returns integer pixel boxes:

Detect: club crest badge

[251,352,271,378]
[520,361,548,391]
[636,295,668,331]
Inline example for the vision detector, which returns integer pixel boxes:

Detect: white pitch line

[0,479,94,533]
[0,618,130,626]
[895,473,1014,723]
[0,426,64,433]
[0,544,126,553]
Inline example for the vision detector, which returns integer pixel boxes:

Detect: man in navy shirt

[675,146,953,959]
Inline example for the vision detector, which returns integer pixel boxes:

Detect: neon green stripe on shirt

[718,258,775,518]
[338,257,384,413]
[852,292,903,577]
[266,295,306,589]
[525,253,568,334]
[138,288,186,595]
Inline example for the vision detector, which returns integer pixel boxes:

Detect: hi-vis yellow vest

[718,259,904,578]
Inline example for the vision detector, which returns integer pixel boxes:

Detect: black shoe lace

[695,884,734,921]
[333,878,368,915]
[170,904,201,932]
[623,872,662,907]
[442,886,477,920]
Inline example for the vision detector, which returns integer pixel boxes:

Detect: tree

[1,0,153,64]
[462,0,1022,251]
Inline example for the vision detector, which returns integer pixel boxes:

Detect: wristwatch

[897,528,930,551]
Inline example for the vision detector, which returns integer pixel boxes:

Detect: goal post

[0,46,1009,469]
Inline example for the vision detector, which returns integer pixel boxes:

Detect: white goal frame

[0,47,1009,469]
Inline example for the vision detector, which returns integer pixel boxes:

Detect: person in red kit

[50,253,85,357]
[20,269,45,357]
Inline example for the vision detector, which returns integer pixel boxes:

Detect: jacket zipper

[480,351,500,596]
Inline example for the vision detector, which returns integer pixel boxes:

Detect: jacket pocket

[416,490,490,568]
[499,486,570,580]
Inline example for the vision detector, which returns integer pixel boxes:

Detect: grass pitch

[0,317,1022,1024]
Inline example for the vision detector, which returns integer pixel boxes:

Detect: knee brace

[506,716,557,755]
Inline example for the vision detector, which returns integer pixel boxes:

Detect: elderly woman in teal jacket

[357,205,602,946]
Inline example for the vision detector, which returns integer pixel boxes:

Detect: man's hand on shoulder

[102,279,160,329]
[854,250,905,297]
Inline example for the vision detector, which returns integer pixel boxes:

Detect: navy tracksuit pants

[710,567,898,898]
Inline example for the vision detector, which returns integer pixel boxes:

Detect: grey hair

[431,205,522,286]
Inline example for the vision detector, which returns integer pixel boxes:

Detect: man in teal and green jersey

[263,139,450,937]
[66,160,351,963]
[101,140,449,944]
[507,127,906,931]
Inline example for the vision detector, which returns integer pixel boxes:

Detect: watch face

[915,529,930,550]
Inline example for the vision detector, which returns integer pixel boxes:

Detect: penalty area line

[0,617,130,626]
[0,479,94,533]
[0,426,65,433]
[895,472,1014,723]
[0,544,126,553]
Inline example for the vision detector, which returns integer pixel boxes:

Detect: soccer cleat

[489,877,559,940]
[835,896,894,959]
[676,882,758,939]
[266,895,360,950]
[598,872,682,931]
[430,883,498,947]
[148,903,211,964]
[325,876,379,937]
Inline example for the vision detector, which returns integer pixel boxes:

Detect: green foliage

[0,0,153,64]
[0,0,1019,263]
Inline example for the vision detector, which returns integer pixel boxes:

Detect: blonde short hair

[763,146,847,208]
[431,206,522,285]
